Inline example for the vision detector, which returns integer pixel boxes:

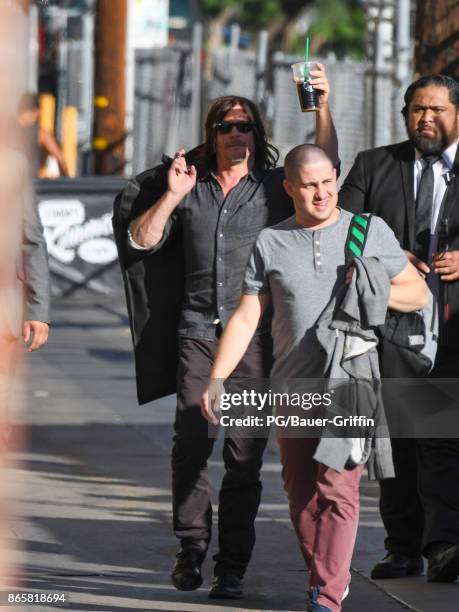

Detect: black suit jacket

[339,140,459,349]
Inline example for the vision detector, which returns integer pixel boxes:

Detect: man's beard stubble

[227,144,249,164]
[229,155,247,164]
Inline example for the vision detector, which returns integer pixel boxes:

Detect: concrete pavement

[5,297,458,611]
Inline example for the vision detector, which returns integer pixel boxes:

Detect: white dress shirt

[414,141,458,296]
[414,140,458,256]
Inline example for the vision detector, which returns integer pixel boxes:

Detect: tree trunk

[415,0,459,78]
[93,0,127,175]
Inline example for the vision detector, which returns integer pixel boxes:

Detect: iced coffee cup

[291,61,319,112]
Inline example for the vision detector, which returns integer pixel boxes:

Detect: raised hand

[309,63,330,108]
[168,149,197,197]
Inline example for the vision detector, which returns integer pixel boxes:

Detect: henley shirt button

[219,306,224,310]
[223,210,228,213]
[218,257,222,262]
[218,282,223,286]
[317,261,322,265]
[219,233,224,237]
[315,241,320,245]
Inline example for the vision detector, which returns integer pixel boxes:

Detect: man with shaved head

[201,144,427,611]
[283,143,333,181]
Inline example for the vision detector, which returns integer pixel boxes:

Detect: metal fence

[40,5,406,180]
[206,47,257,102]
[131,46,374,182]
[132,44,196,173]
[272,54,372,181]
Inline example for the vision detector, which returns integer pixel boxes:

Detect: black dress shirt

[150,165,293,340]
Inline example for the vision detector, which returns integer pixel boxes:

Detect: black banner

[36,177,127,297]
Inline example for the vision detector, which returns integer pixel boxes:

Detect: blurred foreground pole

[415,0,459,78]
[0,0,28,592]
[93,0,127,175]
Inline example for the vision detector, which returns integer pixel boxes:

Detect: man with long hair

[126,65,338,599]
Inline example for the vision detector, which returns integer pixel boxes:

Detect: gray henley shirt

[243,208,408,378]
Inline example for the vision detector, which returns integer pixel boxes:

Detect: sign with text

[37,177,126,297]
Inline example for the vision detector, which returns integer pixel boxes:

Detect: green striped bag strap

[345,213,372,264]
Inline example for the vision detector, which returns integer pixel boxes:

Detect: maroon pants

[278,437,363,612]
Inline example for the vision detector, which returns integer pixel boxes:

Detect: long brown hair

[200,96,279,170]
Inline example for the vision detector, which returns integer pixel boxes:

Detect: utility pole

[415,0,459,78]
[93,0,127,175]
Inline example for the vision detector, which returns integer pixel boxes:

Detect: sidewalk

[6,298,458,611]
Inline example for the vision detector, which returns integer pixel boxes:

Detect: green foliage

[308,0,365,59]
[238,0,282,30]
[199,0,283,29]
[199,0,365,57]
[200,0,239,18]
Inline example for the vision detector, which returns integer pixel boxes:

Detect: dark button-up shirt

[150,165,294,340]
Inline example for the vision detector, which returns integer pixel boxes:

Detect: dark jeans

[379,348,459,557]
[171,334,273,578]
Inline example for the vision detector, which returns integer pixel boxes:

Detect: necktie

[414,154,440,263]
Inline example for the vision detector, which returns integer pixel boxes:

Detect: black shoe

[208,574,243,599]
[171,549,204,591]
[371,553,424,579]
[427,544,459,582]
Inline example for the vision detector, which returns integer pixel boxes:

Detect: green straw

[304,34,309,80]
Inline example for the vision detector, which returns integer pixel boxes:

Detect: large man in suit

[340,74,459,583]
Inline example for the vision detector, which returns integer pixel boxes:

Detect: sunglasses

[213,121,255,134]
